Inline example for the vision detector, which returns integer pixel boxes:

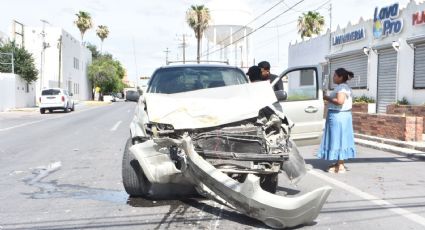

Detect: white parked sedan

[39,88,75,114]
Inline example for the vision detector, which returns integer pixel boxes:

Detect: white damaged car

[123,64,331,229]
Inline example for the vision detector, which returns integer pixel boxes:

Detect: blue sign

[332,28,365,46]
[373,3,403,39]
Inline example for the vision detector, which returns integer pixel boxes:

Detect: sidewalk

[355,133,425,160]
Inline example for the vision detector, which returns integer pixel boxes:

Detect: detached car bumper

[130,136,332,229]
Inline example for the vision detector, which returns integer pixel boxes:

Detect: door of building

[377,48,397,113]
[329,53,368,89]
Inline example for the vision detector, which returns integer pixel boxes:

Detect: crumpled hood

[145,81,277,129]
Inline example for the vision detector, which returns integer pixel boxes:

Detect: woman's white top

[328,83,352,111]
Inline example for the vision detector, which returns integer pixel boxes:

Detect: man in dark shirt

[258,61,283,91]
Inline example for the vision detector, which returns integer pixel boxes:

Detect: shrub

[396,97,409,105]
[353,95,375,103]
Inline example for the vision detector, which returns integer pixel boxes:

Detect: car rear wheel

[48,109,53,113]
[260,173,278,194]
[71,103,75,111]
[122,138,151,196]
[40,109,45,114]
[64,104,69,113]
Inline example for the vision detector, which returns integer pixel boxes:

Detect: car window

[284,69,317,101]
[41,89,61,96]
[148,67,248,94]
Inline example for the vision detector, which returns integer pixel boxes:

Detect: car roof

[42,88,65,91]
[157,64,241,70]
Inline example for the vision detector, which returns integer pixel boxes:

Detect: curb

[355,133,425,152]
[355,137,425,160]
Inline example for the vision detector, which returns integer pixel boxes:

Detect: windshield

[148,67,248,94]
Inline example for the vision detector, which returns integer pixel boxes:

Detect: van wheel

[122,138,151,196]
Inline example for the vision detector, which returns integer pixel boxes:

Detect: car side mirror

[274,90,287,101]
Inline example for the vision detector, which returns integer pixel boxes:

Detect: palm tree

[297,11,325,39]
[96,25,109,53]
[74,11,93,44]
[186,5,210,63]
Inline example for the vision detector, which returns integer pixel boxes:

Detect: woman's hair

[347,70,354,80]
[335,68,352,82]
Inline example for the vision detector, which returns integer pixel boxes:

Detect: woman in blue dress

[318,68,356,173]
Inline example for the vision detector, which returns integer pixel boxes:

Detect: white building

[0,29,36,112]
[24,26,92,102]
[289,0,425,113]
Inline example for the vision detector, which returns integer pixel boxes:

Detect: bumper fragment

[156,136,332,229]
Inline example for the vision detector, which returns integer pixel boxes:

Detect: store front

[288,0,425,110]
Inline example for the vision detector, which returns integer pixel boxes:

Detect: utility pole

[57,35,62,88]
[177,34,189,64]
[329,3,332,51]
[164,47,170,65]
[40,19,50,90]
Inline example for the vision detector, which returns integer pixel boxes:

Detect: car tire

[64,103,69,113]
[122,138,151,197]
[48,109,53,113]
[260,173,278,194]
[71,103,75,111]
[40,109,45,114]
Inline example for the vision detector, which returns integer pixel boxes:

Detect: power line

[265,0,331,28]
[202,0,305,58]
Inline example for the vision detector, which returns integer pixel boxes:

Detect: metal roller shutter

[377,48,397,113]
[414,43,425,88]
[329,53,368,89]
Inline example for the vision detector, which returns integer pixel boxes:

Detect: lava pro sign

[373,3,403,39]
[332,28,365,46]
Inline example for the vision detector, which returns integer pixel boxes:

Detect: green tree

[88,56,124,94]
[0,42,38,83]
[74,11,93,44]
[86,43,101,59]
[186,5,210,63]
[96,25,109,53]
[297,11,325,39]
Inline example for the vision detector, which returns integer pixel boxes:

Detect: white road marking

[0,105,105,132]
[0,120,48,132]
[110,121,122,131]
[309,169,425,227]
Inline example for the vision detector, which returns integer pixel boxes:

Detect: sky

[0,0,420,85]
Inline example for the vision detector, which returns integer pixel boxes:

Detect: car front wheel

[40,109,45,114]
[122,138,151,196]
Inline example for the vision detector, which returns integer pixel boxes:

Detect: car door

[272,66,324,146]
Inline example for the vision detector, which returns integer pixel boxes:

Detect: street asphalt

[0,102,424,230]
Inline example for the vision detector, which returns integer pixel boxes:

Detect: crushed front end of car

[124,81,332,229]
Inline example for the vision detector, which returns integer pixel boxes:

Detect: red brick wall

[387,105,425,133]
[352,103,368,113]
[352,112,423,141]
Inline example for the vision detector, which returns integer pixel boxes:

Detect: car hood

[145,81,277,129]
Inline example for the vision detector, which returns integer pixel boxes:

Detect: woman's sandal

[327,165,347,173]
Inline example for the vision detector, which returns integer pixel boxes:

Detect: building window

[73,57,79,70]
[329,53,368,89]
[414,43,425,88]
